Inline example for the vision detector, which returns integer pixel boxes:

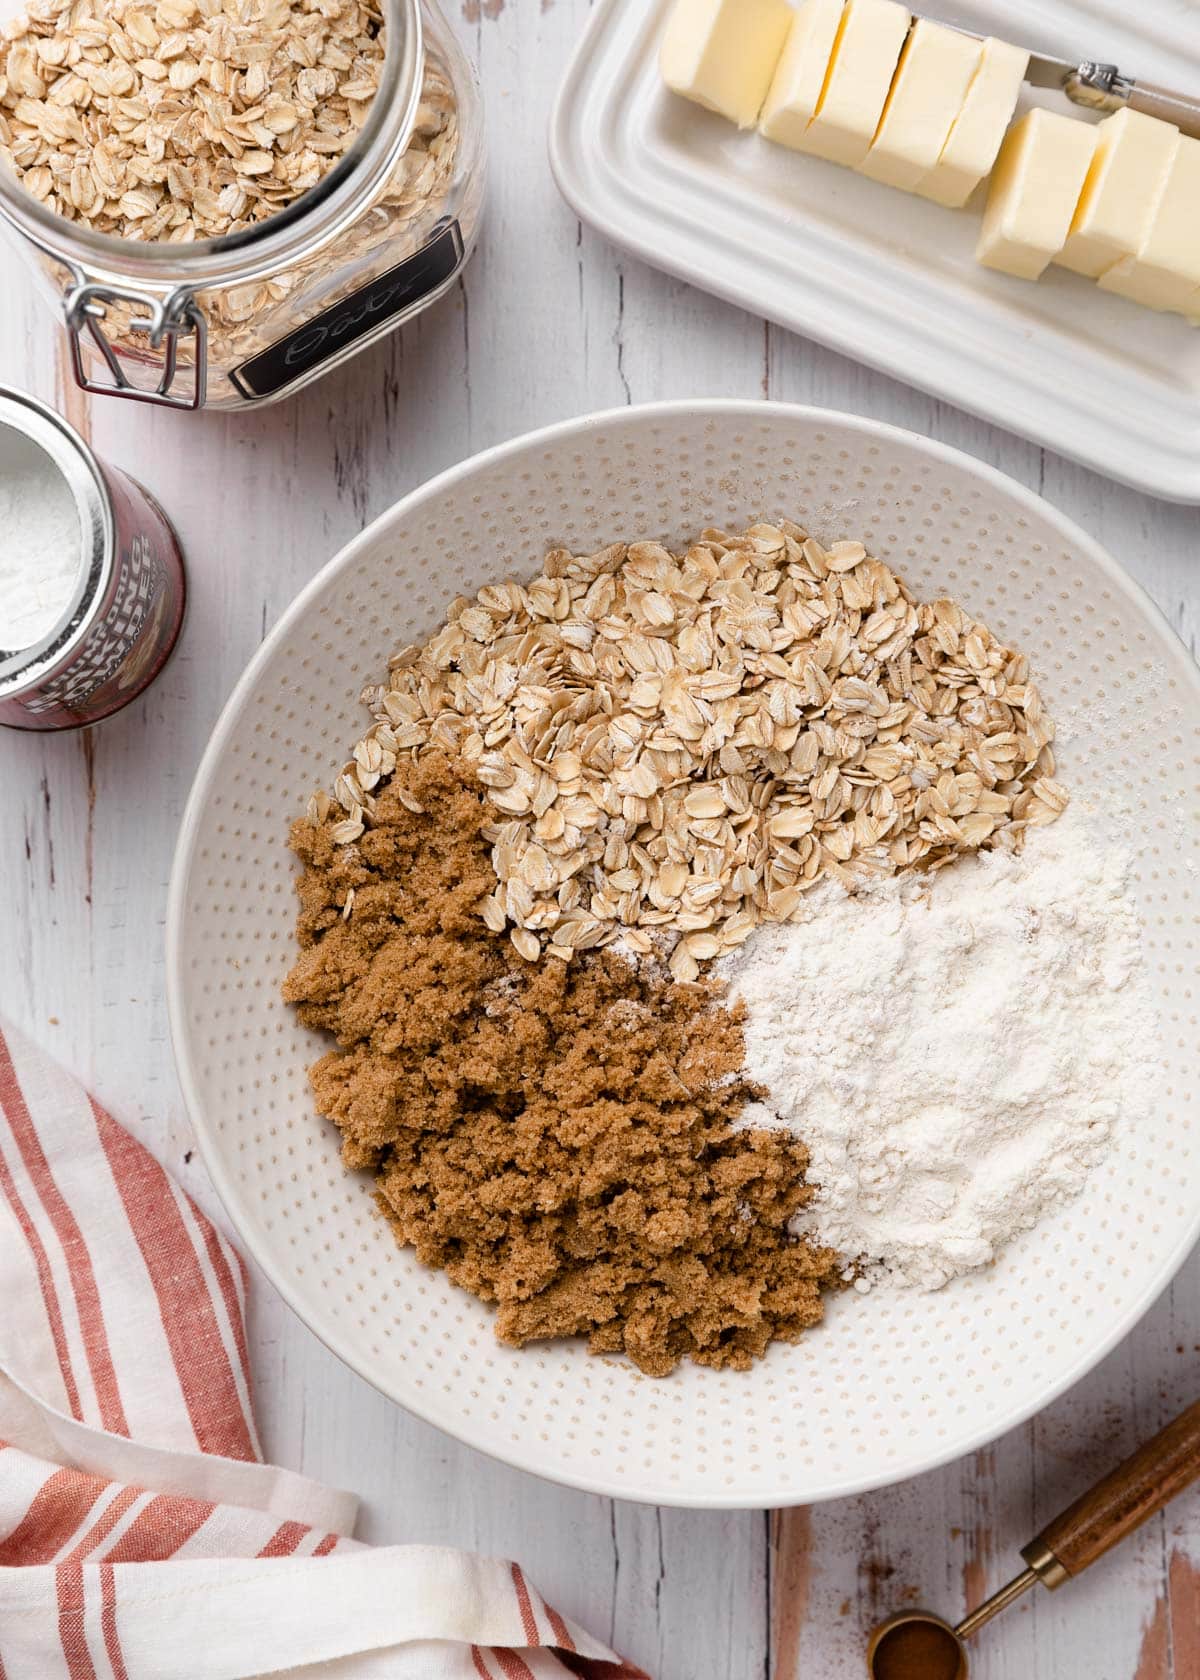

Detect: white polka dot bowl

[167,400,1200,1509]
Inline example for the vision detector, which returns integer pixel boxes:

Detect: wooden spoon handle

[1026,1399,1200,1583]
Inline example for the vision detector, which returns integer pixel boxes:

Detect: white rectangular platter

[549,0,1200,501]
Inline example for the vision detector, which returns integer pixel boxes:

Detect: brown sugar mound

[283,751,840,1376]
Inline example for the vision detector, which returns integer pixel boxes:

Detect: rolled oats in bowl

[332,522,1064,978]
[0,0,483,407]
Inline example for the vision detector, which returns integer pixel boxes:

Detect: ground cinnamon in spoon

[283,750,839,1376]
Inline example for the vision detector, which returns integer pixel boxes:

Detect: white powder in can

[720,806,1159,1290]
[0,421,83,656]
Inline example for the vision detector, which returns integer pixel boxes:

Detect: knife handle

[1064,63,1200,142]
[1125,78,1200,140]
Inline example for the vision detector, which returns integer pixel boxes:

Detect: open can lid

[0,388,112,693]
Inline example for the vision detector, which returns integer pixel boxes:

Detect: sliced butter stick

[1056,108,1180,278]
[759,0,845,150]
[977,108,1098,282]
[659,0,794,130]
[916,36,1029,209]
[859,19,982,191]
[791,0,911,168]
[1099,135,1200,313]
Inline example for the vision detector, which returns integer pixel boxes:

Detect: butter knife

[1022,50,1200,138]
[942,21,1200,140]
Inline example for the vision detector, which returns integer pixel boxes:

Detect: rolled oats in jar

[0,0,483,408]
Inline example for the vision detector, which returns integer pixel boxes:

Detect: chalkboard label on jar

[231,220,464,400]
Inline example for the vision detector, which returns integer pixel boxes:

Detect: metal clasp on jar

[64,280,207,410]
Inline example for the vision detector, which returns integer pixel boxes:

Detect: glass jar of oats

[0,0,482,408]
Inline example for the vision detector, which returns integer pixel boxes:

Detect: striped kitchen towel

[0,1020,645,1680]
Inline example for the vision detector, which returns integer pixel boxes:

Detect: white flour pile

[722,807,1158,1290]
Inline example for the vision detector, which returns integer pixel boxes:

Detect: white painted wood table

[2,3,1198,1676]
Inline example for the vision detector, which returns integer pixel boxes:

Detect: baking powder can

[0,387,186,731]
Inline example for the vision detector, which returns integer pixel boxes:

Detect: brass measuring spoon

[868,1397,1200,1680]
